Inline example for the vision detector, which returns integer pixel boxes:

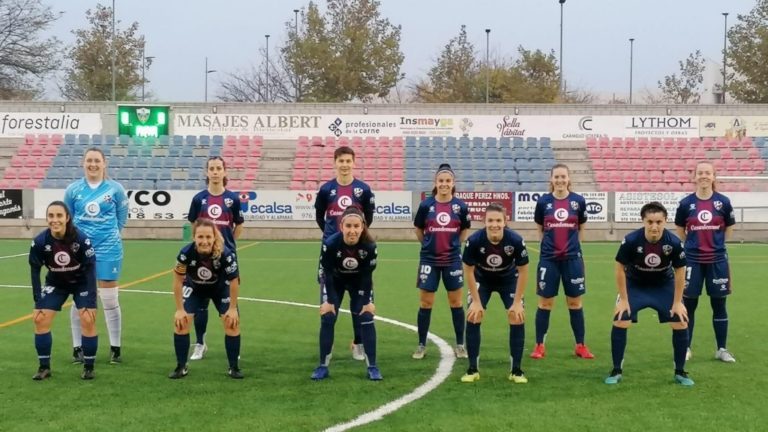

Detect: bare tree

[217,48,298,103]
[0,0,61,99]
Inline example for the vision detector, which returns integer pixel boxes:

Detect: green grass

[1,240,767,432]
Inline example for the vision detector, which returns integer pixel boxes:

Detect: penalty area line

[120,289,455,432]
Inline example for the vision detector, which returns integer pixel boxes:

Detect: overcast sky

[43,0,758,102]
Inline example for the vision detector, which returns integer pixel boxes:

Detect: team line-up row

[28,147,736,386]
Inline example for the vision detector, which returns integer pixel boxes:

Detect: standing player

[187,156,244,361]
[29,201,99,380]
[169,219,242,379]
[64,148,128,364]
[530,163,594,360]
[314,146,375,361]
[461,203,530,383]
[606,202,693,386]
[412,163,471,360]
[311,207,381,381]
[674,161,736,363]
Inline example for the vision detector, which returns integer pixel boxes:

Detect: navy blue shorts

[468,278,518,310]
[322,281,373,314]
[182,283,233,315]
[616,278,681,323]
[35,282,97,311]
[535,257,586,298]
[416,261,464,292]
[684,261,731,298]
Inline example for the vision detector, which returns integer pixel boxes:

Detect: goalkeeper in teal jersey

[64,148,128,364]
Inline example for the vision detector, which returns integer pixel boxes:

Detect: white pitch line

[0,253,29,260]
[120,289,454,432]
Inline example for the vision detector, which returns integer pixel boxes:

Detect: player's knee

[508,314,522,325]
[320,312,337,327]
[359,312,375,325]
[670,321,687,330]
[613,320,631,329]
[79,308,96,326]
[33,310,52,331]
[538,297,554,309]
[98,288,119,310]
[447,290,463,308]
[566,296,582,309]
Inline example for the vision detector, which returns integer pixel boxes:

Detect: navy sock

[319,312,336,365]
[173,333,190,367]
[466,321,481,370]
[673,329,689,371]
[35,332,52,368]
[360,312,377,366]
[535,308,551,344]
[569,308,586,345]
[450,306,465,346]
[509,324,524,370]
[194,309,208,345]
[611,326,627,370]
[417,308,432,346]
[352,313,362,345]
[82,335,98,368]
[683,297,699,347]
[710,297,729,349]
[224,335,241,369]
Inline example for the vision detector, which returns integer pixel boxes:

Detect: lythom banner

[0,113,102,137]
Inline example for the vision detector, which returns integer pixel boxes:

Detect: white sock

[70,305,82,347]
[99,287,122,347]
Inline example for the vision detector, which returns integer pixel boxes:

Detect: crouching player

[606,202,693,386]
[169,219,242,379]
[461,203,530,384]
[29,201,99,380]
[311,206,381,381]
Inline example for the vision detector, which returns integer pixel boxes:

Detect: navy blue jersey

[29,229,97,297]
[534,192,587,260]
[320,232,377,303]
[315,179,375,241]
[414,196,471,266]
[616,228,686,284]
[187,189,244,252]
[175,243,239,290]
[462,228,529,285]
[674,192,735,263]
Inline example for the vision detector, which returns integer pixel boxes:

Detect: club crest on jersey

[224,198,234,207]
[644,253,661,267]
[343,257,359,269]
[358,249,368,259]
[486,254,502,267]
[570,201,579,211]
[71,242,80,253]
[212,258,221,270]
[54,251,70,266]
[662,244,673,255]
[353,187,363,198]
[452,204,461,214]
[103,194,112,203]
[504,245,514,256]
[714,201,723,211]
[197,267,213,280]
[85,201,100,216]
[521,249,528,258]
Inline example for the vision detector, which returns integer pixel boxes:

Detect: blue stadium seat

[162,158,177,169]
[212,135,224,146]
[500,147,513,159]
[405,137,417,147]
[185,135,198,146]
[118,135,131,145]
[432,137,444,149]
[499,137,511,149]
[64,134,76,145]
[199,135,211,146]
[172,135,184,146]
[512,137,524,148]
[540,137,551,148]
[158,135,170,146]
[77,134,90,144]
[91,134,103,145]
[208,147,222,157]
[149,158,163,169]
[485,137,498,149]
[105,135,117,145]
[446,137,457,148]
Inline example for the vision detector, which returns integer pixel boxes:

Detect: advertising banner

[514,191,608,222]
[34,189,197,220]
[699,116,768,138]
[453,191,513,221]
[614,191,689,222]
[0,113,102,137]
[0,189,23,218]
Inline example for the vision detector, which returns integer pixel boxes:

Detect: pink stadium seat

[38,159,52,168]
[671,159,686,171]
[50,134,63,145]
[611,137,623,147]
[636,138,649,149]
[663,171,677,183]
[725,159,739,172]
[701,138,714,150]
[598,137,610,148]
[719,148,733,159]
[626,147,641,159]
[222,148,236,158]
[693,148,707,160]
[662,139,675,150]
[753,159,766,172]
[290,180,303,190]
[604,159,618,170]
[252,136,263,146]
[714,138,728,149]
[712,160,725,171]
[32,168,46,179]
[23,158,37,168]
[649,171,663,182]
[608,171,622,183]
[591,159,605,170]
[617,159,633,171]
[17,147,30,156]
[587,147,601,159]
[230,159,246,169]
[624,138,636,149]
[391,159,404,169]
[37,135,49,145]
[740,138,754,149]
[600,147,614,159]
[586,137,597,148]
[746,148,759,159]
[44,147,58,157]
[595,171,609,182]
[391,171,404,181]
[18,170,31,180]
[29,146,44,157]
[688,138,701,148]
[727,139,740,149]
[677,171,692,184]
[737,159,754,174]
[622,171,636,183]
[304,181,318,190]
[679,148,694,159]
[657,159,671,172]
[682,182,694,190]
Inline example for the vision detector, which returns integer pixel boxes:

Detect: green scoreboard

[117,105,170,137]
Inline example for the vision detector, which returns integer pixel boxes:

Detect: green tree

[657,50,705,104]
[499,47,560,103]
[219,0,403,102]
[727,0,768,102]
[0,0,61,99]
[412,25,481,103]
[60,4,149,101]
